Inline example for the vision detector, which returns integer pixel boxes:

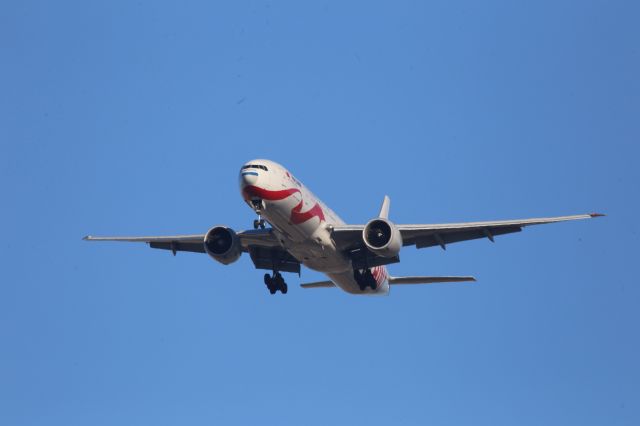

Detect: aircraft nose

[239,169,259,186]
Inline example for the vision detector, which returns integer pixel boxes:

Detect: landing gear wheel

[253,219,266,229]
[264,273,277,294]
[354,269,378,291]
[354,270,367,291]
[264,272,287,294]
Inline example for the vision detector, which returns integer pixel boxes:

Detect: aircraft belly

[286,241,350,274]
[262,195,350,273]
[252,180,387,292]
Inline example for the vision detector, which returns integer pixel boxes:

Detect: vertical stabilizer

[379,195,391,219]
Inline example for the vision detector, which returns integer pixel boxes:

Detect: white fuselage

[239,159,389,295]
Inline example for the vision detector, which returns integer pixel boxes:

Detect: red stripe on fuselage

[243,185,300,201]
[243,185,325,225]
[371,266,387,287]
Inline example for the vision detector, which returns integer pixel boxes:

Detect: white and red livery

[84,159,603,295]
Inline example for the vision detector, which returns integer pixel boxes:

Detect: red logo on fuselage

[371,266,388,286]
[243,185,325,225]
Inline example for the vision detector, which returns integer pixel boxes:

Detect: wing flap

[248,246,301,274]
[149,241,206,254]
[414,226,521,249]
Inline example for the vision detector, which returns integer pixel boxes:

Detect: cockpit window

[241,165,268,171]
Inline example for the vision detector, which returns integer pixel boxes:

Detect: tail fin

[388,276,476,285]
[379,195,391,219]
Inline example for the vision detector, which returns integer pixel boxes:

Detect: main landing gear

[354,269,377,291]
[264,272,288,294]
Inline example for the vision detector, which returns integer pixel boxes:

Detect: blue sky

[1,1,638,425]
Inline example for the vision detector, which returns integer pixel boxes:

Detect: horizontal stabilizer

[389,276,476,285]
[300,280,335,289]
[301,276,476,289]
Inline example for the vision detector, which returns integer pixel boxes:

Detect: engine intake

[363,218,403,258]
[204,226,242,265]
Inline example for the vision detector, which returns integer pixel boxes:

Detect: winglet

[590,213,605,218]
[82,235,91,241]
[379,195,391,219]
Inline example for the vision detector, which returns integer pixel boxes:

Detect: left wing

[332,213,604,251]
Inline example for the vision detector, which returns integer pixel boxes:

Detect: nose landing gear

[264,272,288,294]
[251,199,266,229]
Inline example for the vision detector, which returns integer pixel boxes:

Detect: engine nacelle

[363,218,403,258]
[204,226,242,265]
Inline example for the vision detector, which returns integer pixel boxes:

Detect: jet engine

[362,218,403,258]
[204,226,242,265]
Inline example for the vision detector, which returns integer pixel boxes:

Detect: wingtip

[82,235,91,241]
[590,213,606,218]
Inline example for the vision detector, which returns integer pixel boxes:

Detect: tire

[281,283,288,294]
[354,270,365,291]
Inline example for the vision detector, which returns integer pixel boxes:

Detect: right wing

[83,229,281,253]
[83,229,301,273]
[83,234,207,254]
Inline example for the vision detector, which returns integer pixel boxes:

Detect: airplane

[84,159,603,296]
